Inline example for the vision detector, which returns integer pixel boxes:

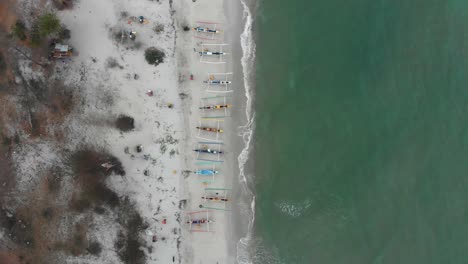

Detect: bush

[144,47,165,66]
[0,52,6,74]
[30,26,42,47]
[38,13,61,37]
[53,0,74,10]
[11,21,27,41]
[153,24,164,34]
[59,27,71,40]
[115,115,134,132]
[87,241,102,255]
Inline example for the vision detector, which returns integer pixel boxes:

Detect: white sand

[50,0,236,263]
[174,0,236,263]
[58,0,183,262]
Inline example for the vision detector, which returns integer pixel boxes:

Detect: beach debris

[146,90,153,96]
[106,57,123,69]
[124,146,129,154]
[143,169,149,176]
[152,235,157,242]
[190,74,194,80]
[129,31,137,40]
[181,170,191,178]
[162,219,167,224]
[134,74,139,80]
[139,16,145,24]
[179,93,188,100]
[136,145,143,153]
[179,200,187,209]
[169,149,177,158]
[167,103,174,108]
[101,161,115,171]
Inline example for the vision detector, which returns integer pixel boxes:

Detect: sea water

[250,0,468,263]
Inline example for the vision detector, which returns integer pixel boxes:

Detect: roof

[55,44,70,52]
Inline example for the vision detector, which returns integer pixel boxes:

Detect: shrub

[38,13,61,37]
[30,26,42,47]
[144,47,165,66]
[0,52,6,74]
[115,115,134,131]
[11,21,27,41]
[59,27,71,40]
[53,0,74,10]
[87,241,102,255]
[153,23,164,34]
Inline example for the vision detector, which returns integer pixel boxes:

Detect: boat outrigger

[200,188,231,211]
[186,210,214,232]
[199,44,228,64]
[204,73,233,93]
[199,104,231,110]
[196,126,224,133]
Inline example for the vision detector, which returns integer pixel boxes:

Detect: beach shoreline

[173,0,256,262]
[173,0,245,262]
[0,0,252,262]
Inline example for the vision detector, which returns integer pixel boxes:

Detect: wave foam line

[237,0,256,263]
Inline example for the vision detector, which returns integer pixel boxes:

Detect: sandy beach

[0,0,245,263]
[0,0,247,264]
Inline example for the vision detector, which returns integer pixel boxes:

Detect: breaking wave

[236,0,257,263]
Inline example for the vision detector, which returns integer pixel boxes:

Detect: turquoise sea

[252,0,468,263]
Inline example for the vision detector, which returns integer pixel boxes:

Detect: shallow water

[253,0,468,263]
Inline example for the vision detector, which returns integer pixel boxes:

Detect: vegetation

[59,27,71,40]
[52,0,74,10]
[115,115,134,131]
[144,47,165,66]
[0,52,6,74]
[38,13,61,37]
[87,241,102,255]
[11,21,27,41]
[153,23,164,34]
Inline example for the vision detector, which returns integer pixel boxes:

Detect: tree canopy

[38,13,61,37]
[144,47,165,66]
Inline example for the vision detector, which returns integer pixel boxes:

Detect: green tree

[11,21,27,41]
[0,52,6,74]
[38,13,61,37]
[144,47,165,66]
[30,26,42,47]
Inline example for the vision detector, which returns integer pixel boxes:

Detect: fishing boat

[194,169,219,175]
[194,26,220,34]
[194,148,224,154]
[199,104,231,110]
[196,126,224,133]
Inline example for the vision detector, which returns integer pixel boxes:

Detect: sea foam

[236,0,257,263]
